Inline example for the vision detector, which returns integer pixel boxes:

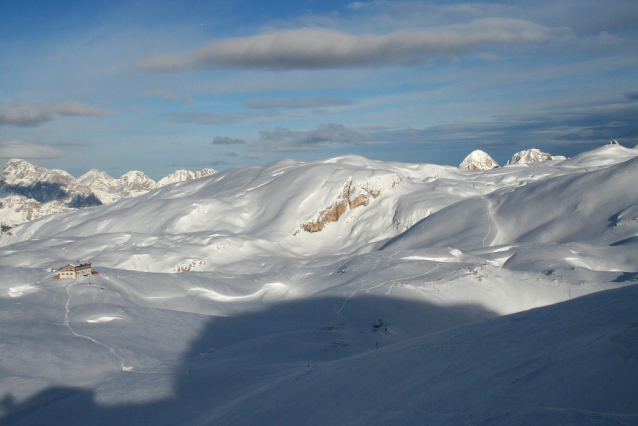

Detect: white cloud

[0,105,54,127]
[0,101,116,127]
[593,31,628,45]
[0,141,66,159]
[138,18,571,71]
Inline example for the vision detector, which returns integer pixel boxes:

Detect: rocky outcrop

[506,148,566,165]
[300,175,402,233]
[459,150,499,171]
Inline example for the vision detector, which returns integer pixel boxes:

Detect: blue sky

[1,0,637,179]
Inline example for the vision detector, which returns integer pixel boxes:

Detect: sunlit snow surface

[1,144,637,425]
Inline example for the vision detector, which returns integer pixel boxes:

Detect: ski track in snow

[63,282,133,372]
[337,263,442,317]
[483,200,496,248]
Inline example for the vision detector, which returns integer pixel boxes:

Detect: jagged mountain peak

[157,168,217,187]
[0,160,218,226]
[78,168,114,181]
[118,171,156,192]
[1,158,75,186]
[194,168,217,179]
[459,150,499,171]
[157,169,195,188]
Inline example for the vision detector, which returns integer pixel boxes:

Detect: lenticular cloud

[138,18,571,71]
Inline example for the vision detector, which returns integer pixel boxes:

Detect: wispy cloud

[259,123,369,151]
[212,136,245,145]
[40,141,92,147]
[0,102,116,127]
[167,160,227,168]
[242,153,269,160]
[138,18,571,71]
[52,101,116,117]
[0,105,53,127]
[370,99,638,149]
[142,89,193,105]
[347,1,389,11]
[0,141,66,159]
[243,97,353,109]
[168,112,237,125]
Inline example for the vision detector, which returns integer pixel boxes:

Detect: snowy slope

[0,156,461,272]
[198,284,638,426]
[4,145,637,274]
[384,151,638,251]
[1,144,637,425]
[1,264,635,426]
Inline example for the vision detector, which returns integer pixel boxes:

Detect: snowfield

[1,143,637,425]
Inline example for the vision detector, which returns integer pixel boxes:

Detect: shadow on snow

[0,294,498,425]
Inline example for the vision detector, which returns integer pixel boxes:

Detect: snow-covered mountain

[2,144,637,274]
[506,148,566,165]
[1,143,637,425]
[0,159,217,226]
[0,159,102,226]
[156,168,217,188]
[459,149,499,170]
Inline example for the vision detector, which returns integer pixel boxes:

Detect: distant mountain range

[0,147,572,228]
[0,159,216,227]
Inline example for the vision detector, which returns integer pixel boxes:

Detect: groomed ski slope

[0,143,637,425]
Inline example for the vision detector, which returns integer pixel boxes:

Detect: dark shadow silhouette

[1,182,68,204]
[610,235,638,246]
[0,294,497,425]
[65,193,102,209]
[612,272,638,282]
[0,182,102,208]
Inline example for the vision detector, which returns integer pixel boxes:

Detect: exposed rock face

[459,150,499,171]
[0,159,217,226]
[506,148,566,165]
[300,175,402,233]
